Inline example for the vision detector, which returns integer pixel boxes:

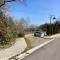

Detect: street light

[49,15,56,35]
[50,15,56,24]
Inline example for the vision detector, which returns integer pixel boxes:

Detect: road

[22,37,60,60]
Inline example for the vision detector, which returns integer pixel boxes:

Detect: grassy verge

[22,35,52,53]
[22,37,33,53]
[43,36,53,39]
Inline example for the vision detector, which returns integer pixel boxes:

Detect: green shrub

[0,10,17,48]
[18,32,25,37]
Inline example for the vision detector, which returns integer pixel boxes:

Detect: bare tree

[0,0,26,7]
[18,17,30,31]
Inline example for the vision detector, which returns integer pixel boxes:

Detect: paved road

[22,37,60,60]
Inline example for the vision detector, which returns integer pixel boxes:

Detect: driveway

[22,37,60,60]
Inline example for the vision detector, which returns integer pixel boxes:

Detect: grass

[25,34,52,47]
[0,38,16,49]
[43,36,53,39]
[22,35,45,53]
[9,56,19,60]
[22,35,52,53]
[22,37,33,53]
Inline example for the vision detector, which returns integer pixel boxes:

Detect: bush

[0,10,17,48]
[18,32,25,37]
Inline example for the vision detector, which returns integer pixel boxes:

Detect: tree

[0,0,26,7]
[7,16,17,38]
[17,17,30,31]
[0,10,9,45]
[0,10,17,47]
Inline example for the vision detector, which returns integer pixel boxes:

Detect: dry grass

[23,34,52,53]
[22,37,33,53]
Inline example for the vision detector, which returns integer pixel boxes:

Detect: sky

[7,0,60,25]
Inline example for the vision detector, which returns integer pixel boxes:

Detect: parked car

[34,31,41,37]
[34,31,46,37]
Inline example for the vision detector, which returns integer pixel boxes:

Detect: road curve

[22,37,60,60]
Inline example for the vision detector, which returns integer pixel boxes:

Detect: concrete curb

[16,38,54,60]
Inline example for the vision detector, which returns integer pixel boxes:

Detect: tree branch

[0,0,16,7]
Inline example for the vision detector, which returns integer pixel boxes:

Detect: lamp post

[49,15,56,35]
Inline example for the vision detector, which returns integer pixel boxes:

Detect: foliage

[7,17,17,38]
[37,20,60,35]
[18,31,25,37]
[0,10,17,48]
[17,17,31,34]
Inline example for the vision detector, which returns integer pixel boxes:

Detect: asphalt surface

[22,37,60,60]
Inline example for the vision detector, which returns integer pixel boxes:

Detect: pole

[50,15,52,35]
[49,15,56,35]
